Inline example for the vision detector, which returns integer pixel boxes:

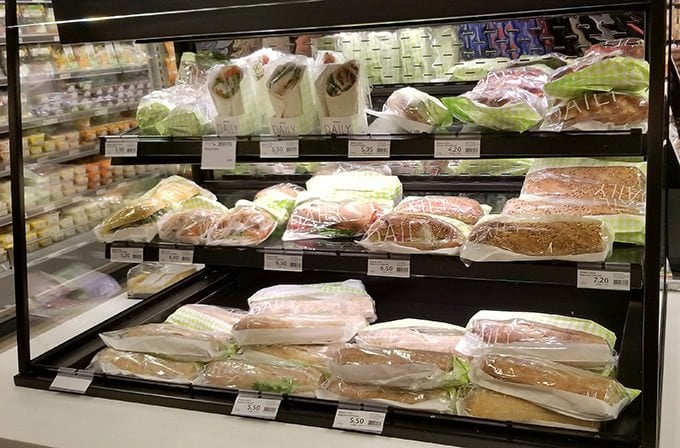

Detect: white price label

[110,247,144,263]
[215,117,241,137]
[49,371,93,394]
[43,118,58,126]
[434,139,480,158]
[264,253,303,272]
[333,409,385,434]
[367,259,410,278]
[201,139,236,170]
[59,73,70,79]
[52,35,60,42]
[577,269,631,291]
[159,248,194,265]
[231,396,281,420]
[348,140,391,158]
[105,139,138,157]
[259,140,299,158]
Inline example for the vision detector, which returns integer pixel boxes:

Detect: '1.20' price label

[348,140,391,158]
[159,248,194,265]
[434,139,480,158]
[110,247,144,263]
[231,395,281,420]
[260,140,299,158]
[105,139,138,157]
[577,269,631,291]
[264,253,303,272]
[333,409,385,434]
[367,259,410,278]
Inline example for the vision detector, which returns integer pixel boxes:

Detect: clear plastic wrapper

[544,55,649,100]
[253,182,305,224]
[88,348,202,384]
[137,85,217,136]
[329,345,468,391]
[242,48,282,133]
[204,202,277,247]
[450,159,533,176]
[283,197,391,241]
[584,38,645,60]
[207,61,261,136]
[127,263,200,298]
[355,319,466,354]
[461,215,613,262]
[194,359,325,395]
[442,66,550,132]
[176,51,228,85]
[99,323,237,362]
[158,208,228,245]
[238,345,340,372]
[542,92,648,132]
[447,58,511,81]
[394,195,485,225]
[369,87,452,133]
[359,212,471,255]
[306,174,403,204]
[314,162,392,176]
[246,279,376,322]
[265,55,319,135]
[468,354,639,421]
[165,304,247,334]
[317,378,454,413]
[456,311,616,369]
[232,314,368,346]
[456,385,600,431]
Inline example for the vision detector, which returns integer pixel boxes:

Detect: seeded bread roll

[395,196,484,224]
[88,348,202,382]
[502,198,643,217]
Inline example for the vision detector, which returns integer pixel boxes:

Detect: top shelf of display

[51,0,647,44]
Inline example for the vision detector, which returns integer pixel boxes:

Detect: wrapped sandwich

[455,311,616,369]
[585,38,645,59]
[457,385,600,431]
[238,345,340,373]
[165,304,248,334]
[394,196,485,225]
[266,55,319,135]
[99,323,237,362]
[317,378,454,413]
[127,263,200,298]
[461,215,613,262]
[370,87,452,133]
[88,348,202,383]
[329,345,468,390]
[253,183,305,223]
[204,202,277,247]
[137,85,217,136]
[243,48,282,133]
[158,208,227,245]
[194,358,325,395]
[208,61,262,136]
[306,174,403,204]
[359,212,471,255]
[231,314,367,346]
[283,197,391,241]
[355,319,466,355]
[468,354,639,421]
[450,159,533,176]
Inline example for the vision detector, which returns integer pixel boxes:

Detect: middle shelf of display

[104,240,643,289]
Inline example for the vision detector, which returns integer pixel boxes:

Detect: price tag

[93,107,108,116]
[577,269,631,291]
[43,118,58,126]
[110,247,144,263]
[348,140,391,158]
[333,409,385,434]
[52,35,60,42]
[59,73,70,79]
[231,395,281,420]
[434,138,481,158]
[215,117,241,137]
[201,139,236,170]
[105,139,138,157]
[259,140,299,159]
[264,253,303,272]
[49,370,93,394]
[159,248,194,265]
[367,259,410,278]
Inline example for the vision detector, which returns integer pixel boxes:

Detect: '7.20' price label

[577,269,630,291]
[348,140,391,158]
[367,259,410,278]
[231,395,281,420]
[333,409,385,434]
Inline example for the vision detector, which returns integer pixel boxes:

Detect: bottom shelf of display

[17,269,642,448]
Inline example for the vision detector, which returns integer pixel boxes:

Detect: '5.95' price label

[367,259,410,278]
[333,409,385,434]
[260,140,299,158]
[434,139,480,158]
[348,140,391,158]
[231,395,281,420]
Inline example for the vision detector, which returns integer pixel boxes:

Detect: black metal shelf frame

[7,1,668,448]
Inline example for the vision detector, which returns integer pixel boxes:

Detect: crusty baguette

[502,198,643,217]
[461,386,599,430]
[89,348,201,381]
[335,346,453,371]
[395,196,484,225]
[479,354,627,405]
[240,345,339,370]
[471,319,606,345]
[233,314,348,331]
[325,378,450,405]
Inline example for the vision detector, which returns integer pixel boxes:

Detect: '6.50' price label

[367,259,410,278]
[264,254,303,272]
[434,139,480,158]
[333,409,385,434]
[348,140,391,158]
[260,140,299,158]
[231,395,281,420]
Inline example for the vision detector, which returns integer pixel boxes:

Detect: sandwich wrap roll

[208,61,261,136]
[266,55,319,135]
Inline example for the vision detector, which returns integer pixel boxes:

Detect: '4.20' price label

[333,409,385,434]
[159,248,194,265]
[231,395,281,420]
[577,269,631,291]
[105,139,138,157]
[110,247,143,263]
[367,259,410,278]
[264,253,303,272]
[434,139,480,158]
[348,140,391,158]
[260,140,299,158]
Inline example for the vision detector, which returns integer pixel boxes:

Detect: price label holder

[348,138,391,158]
[434,135,481,159]
[260,139,299,159]
[105,138,138,157]
[201,137,236,170]
[577,264,631,291]
[110,246,144,263]
[159,247,194,264]
[231,391,281,420]
[263,253,303,272]
[49,368,93,394]
[367,257,410,278]
[333,403,386,434]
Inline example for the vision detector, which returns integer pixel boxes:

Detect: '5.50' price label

[231,395,281,420]
[333,409,385,434]
[348,140,390,158]
[105,139,138,157]
[159,248,194,265]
